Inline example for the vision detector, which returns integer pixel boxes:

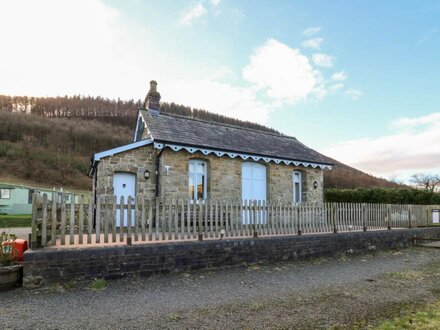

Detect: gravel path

[2,248,440,329]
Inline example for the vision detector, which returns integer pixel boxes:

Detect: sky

[1,0,439,182]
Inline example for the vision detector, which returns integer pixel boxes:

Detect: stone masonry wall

[95,146,324,203]
[23,227,440,286]
[267,163,323,202]
[96,145,157,199]
[160,149,324,202]
[159,149,242,199]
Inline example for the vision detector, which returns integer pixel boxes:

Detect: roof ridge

[155,111,299,140]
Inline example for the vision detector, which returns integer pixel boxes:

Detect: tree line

[0,94,280,133]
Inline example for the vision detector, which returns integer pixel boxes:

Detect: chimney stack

[143,80,161,115]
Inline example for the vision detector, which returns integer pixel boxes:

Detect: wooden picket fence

[30,193,440,249]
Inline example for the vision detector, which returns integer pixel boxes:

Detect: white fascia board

[154,142,333,170]
[133,111,147,142]
[93,139,153,163]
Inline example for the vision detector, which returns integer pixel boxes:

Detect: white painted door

[242,163,266,224]
[113,172,136,227]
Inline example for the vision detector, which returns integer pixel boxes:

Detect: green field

[0,214,32,228]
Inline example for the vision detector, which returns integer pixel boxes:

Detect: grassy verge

[0,214,32,228]
[374,301,440,329]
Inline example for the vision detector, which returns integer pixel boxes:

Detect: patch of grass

[249,302,265,312]
[168,312,184,322]
[247,264,261,271]
[88,278,107,291]
[386,269,424,281]
[374,301,440,329]
[311,257,328,265]
[0,214,32,227]
[63,280,77,290]
[48,283,65,293]
[338,253,348,262]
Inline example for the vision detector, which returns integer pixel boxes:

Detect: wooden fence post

[427,207,430,228]
[60,193,66,245]
[362,203,367,232]
[387,205,391,230]
[198,199,203,241]
[31,193,39,249]
[96,196,101,243]
[69,194,75,245]
[79,195,84,244]
[87,193,93,244]
[112,195,117,243]
[120,195,125,242]
[127,196,132,244]
[41,194,48,247]
[51,193,58,246]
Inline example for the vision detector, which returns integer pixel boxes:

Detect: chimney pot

[143,80,161,115]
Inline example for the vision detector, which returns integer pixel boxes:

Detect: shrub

[324,188,440,205]
[0,231,17,267]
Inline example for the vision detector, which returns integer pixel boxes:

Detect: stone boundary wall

[23,228,440,286]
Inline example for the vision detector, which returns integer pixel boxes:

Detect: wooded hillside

[0,95,400,190]
[0,95,280,134]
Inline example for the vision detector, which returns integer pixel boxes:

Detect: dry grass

[374,301,440,329]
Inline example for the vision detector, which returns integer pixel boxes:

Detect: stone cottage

[89,81,333,205]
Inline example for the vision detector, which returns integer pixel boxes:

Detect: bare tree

[411,173,440,192]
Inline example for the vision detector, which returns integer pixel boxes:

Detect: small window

[293,171,302,204]
[0,189,11,199]
[189,160,207,200]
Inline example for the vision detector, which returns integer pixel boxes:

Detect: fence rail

[30,193,440,249]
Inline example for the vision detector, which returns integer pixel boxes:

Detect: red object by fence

[13,239,28,261]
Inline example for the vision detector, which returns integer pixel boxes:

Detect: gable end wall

[96,145,157,199]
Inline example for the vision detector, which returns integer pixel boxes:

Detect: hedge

[324,188,440,205]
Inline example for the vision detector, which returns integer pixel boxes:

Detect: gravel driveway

[2,248,440,329]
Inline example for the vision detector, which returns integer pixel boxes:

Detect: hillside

[0,95,401,191]
[324,158,402,189]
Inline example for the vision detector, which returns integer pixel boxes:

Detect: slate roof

[139,110,333,166]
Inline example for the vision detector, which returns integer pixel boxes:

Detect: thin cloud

[329,83,344,92]
[301,38,323,50]
[331,71,347,81]
[312,53,335,68]
[302,27,321,37]
[345,88,363,100]
[392,113,440,128]
[180,3,206,26]
[211,0,221,6]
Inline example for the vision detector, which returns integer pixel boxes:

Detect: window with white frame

[189,160,207,200]
[0,189,11,199]
[293,171,302,204]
